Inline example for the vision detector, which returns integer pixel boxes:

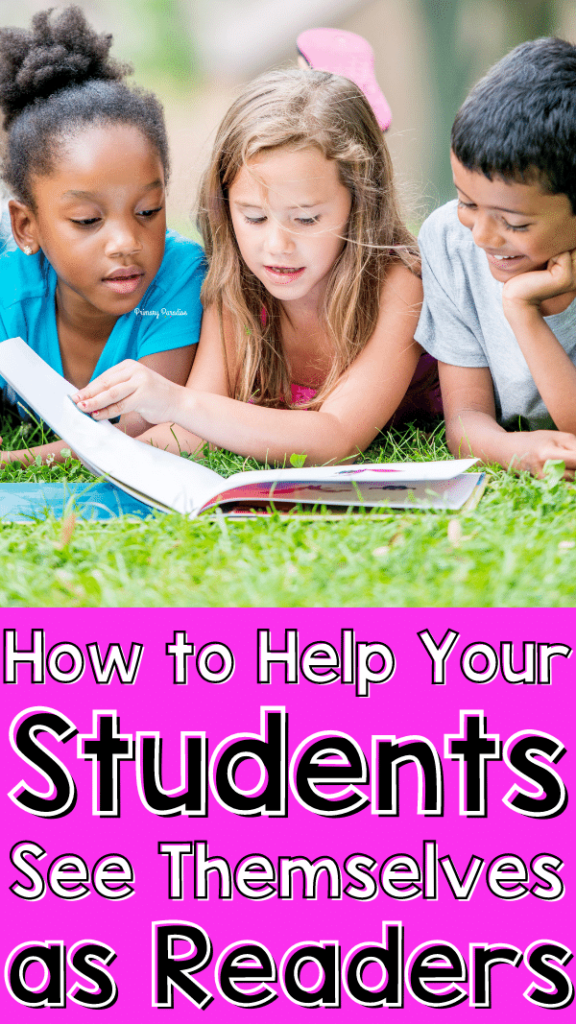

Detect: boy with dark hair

[416,37,576,475]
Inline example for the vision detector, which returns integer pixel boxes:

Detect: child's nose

[105,219,143,258]
[471,211,505,250]
[266,220,295,255]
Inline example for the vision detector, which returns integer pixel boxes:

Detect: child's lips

[102,267,145,295]
[486,252,525,271]
[263,265,305,283]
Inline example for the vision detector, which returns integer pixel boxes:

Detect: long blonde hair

[197,68,417,408]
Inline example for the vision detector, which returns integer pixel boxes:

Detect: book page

[200,461,479,512]
[0,337,223,513]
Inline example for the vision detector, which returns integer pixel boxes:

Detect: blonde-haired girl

[75,68,440,464]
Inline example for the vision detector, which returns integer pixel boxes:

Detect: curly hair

[0,5,169,207]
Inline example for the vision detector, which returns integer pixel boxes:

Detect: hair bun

[0,4,130,129]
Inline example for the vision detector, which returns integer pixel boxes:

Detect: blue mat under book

[0,482,154,521]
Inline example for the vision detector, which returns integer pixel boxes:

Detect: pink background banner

[2,608,573,1019]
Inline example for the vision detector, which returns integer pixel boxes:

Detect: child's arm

[74,264,424,465]
[441,362,576,476]
[501,250,576,435]
[0,346,195,466]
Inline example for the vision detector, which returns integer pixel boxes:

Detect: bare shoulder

[201,303,238,355]
[380,260,423,310]
[198,302,221,339]
[187,302,233,396]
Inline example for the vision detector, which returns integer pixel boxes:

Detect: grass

[1,403,576,607]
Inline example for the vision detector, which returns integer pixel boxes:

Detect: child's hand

[512,429,576,478]
[502,250,576,309]
[73,360,181,426]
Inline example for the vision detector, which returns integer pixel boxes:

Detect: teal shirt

[0,229,206,412]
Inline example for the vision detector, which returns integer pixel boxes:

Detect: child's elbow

[445,415,475,459]
[295,411,376,465]
[308,429,368,466]
[445,427,464,457]
[294,427,357,466]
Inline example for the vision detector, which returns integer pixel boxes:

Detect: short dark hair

[451,37,576,213]
[0,5,170,208]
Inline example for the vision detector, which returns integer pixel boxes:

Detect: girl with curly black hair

[0,5,205,465]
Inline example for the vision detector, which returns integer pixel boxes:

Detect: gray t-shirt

[415,199,576,430]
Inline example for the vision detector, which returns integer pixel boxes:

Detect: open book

[0,338,484,517]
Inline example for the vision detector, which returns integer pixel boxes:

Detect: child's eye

[502,219,530,232]
[71,217,100,226]
[244,215,266,224]
[137,206,163,218]
[456,199,476,210]
[296,216,319,226]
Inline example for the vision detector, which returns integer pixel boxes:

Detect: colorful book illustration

[0,337,484,517]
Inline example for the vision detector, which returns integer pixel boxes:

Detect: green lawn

[1,405,575,607]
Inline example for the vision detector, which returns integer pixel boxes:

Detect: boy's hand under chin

[502,249,576,310]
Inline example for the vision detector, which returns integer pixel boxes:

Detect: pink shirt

[289,354,442,419]
[291,383,317,405]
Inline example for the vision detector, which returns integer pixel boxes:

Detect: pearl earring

[23,245,32,256]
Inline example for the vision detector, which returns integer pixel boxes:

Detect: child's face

[21,124,166,318]
[228,147,351,309]
[451,152,576,283]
